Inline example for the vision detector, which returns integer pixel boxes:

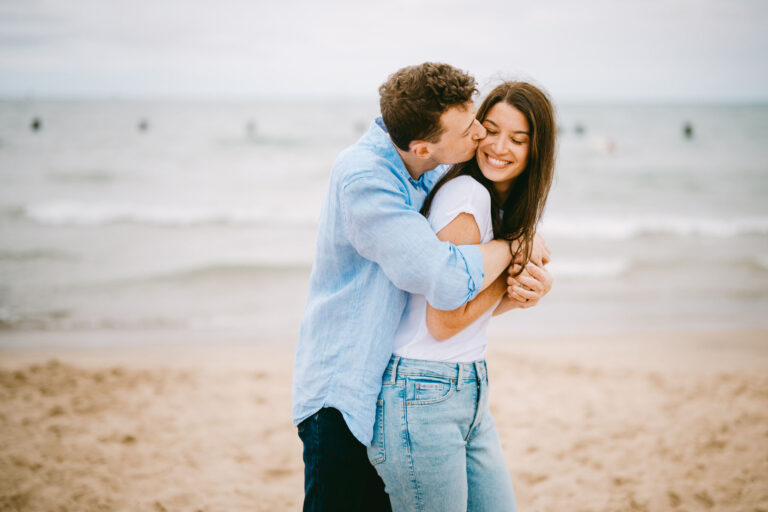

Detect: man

[292,63,552,511]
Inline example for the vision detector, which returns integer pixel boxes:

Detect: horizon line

[1,92,767,106]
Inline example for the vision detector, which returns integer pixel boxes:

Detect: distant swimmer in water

[683,121,694,139]
[593,136,617,154]
[31,117,42,132]
[138,119,149,132]
[574,122,585,135]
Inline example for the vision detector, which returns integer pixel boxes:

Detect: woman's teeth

[487,155,509,167]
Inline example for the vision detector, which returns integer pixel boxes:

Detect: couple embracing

[292,62,556,512]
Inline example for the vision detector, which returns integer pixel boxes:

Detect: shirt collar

[369,117,434,188]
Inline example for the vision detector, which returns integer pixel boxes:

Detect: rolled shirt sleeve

[341,173,484,310]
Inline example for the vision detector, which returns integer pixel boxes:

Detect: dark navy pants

[298,407,391,512]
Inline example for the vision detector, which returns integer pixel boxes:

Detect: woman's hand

[506,262,553,308]
[529,232,551,266]
[511,232,551,266]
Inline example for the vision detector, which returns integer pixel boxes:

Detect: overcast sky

[1,0,766,102]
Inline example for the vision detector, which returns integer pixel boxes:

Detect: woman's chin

[478,165,503,183]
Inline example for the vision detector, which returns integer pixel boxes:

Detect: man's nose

[471,119,486,141]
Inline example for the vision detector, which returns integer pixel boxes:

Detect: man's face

[425,102,487,165]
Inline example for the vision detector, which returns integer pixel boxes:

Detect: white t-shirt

[392,175,498,363]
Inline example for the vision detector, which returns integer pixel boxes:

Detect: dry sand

[1,330,767,512]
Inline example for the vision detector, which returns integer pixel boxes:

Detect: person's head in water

[423,81,556,268]
[379,62,486,166]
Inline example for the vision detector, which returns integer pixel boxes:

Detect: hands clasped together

[506,233,553,309]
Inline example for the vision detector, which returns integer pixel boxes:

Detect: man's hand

[506,262,553,309]
[529,232,551,266]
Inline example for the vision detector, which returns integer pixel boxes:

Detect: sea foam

[22,201,316,227]
[546,258,631,279]
[19,201,768,239]
[539,215,768,239]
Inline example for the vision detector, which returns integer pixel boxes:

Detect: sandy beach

[1,329,767,512]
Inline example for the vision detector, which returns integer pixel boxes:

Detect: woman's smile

[483,152,513,169]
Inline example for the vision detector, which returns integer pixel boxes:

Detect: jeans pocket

[409,377,454,405]
[366,399,386,465]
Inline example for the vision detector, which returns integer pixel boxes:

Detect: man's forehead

[442,102,476,125]
[451,101,476,114]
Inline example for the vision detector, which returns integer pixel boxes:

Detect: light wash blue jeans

[367,356,516,512]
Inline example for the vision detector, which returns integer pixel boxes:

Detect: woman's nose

[492,136,507,154]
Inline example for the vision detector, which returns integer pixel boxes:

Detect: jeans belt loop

[457,363,463,391]
[390,356,400,385]
[474,361,482,385]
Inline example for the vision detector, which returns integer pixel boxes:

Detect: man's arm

[423,212,509,340]
[424,216,553,339]
[477,240,514,291]
[341,174,511,310]
[431,259,555,337]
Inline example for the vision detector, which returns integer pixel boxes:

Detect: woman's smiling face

[476,102,530,195]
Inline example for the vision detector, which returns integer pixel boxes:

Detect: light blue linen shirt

[292,117,485,445]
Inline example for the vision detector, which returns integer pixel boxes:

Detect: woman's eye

[485,129,498,135]
[511,139,525,145]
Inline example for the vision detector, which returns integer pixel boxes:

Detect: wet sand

[1,329,767,511]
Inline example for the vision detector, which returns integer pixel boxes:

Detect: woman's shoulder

[433,175,491,211]
[439,174,486,193]
[429,174,493,237]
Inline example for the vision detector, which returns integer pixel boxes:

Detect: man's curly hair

[379,62,477,151]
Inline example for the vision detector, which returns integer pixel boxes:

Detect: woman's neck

[494,182,511,204]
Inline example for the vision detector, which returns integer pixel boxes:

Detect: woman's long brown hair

[422,81,556,271]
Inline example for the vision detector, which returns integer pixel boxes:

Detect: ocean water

[0,99,767,345]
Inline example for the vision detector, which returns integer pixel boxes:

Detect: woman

[367,81,556,511]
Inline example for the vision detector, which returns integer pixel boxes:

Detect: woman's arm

[425,213,510,341]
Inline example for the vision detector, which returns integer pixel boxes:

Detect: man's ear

[408,140,431,159]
